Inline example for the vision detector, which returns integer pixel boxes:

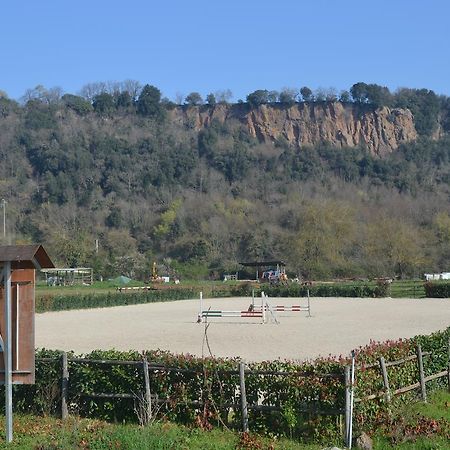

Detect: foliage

[423,281,450,297]
[246,90,270,107]
[136,84,165,120]
[279,88,298,105]
[93,92,115,115]
[264,282,387,298]
[185,92,203,106]
[394,88,440,136]
[61,94,93,115]
[6,327,448,444]
[0,414,324,449]
[350,82,392,107]
[2,81,450,280]
[371,390,450,448]
[299,86,313,102]
[35,288,198,313]
[206,93,216,105]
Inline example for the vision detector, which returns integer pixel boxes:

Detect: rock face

[169,103,417,156]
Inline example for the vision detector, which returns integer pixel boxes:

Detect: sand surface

[35,297,450,362]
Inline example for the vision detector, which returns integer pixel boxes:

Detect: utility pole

[1,199,6,240]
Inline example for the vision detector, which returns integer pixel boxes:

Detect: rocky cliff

[169,102,417,155]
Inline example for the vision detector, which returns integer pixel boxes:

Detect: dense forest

[1,81,450,280]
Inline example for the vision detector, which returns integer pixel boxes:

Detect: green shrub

[7,327,448,442]
[424,281,450,298]
[35,288,198,313]
[264,283,386,298]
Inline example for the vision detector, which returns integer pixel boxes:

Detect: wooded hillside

[1,82,450,280]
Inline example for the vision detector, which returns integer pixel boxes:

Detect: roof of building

[239,261,285,267]
[0,245,54,269]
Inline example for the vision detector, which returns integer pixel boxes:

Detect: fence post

[239,361,249,433]
[142,357,152,424]
[344,366,351,448]
[447,338,450,393]
[61,352,69,420]
[416,345,427,402]
[379,357,391,404]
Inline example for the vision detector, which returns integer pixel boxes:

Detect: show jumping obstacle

[249,291,311,318]
[197,292,271,324]
[196,290,311,324]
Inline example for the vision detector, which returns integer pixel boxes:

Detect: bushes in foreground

[7,327,449,442]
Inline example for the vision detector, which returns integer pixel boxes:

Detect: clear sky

[2,0,449,101]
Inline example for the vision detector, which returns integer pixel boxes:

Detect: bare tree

[215,89,233,104]
[21,85,63,105]
[122,79,142,100]
[175,92,184,105]
[79,82,107,100]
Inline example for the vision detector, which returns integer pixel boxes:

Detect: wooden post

[416,345,427,402]
[344,366,351,448]
[379,357,391,404]
[239,361,249,432]
[142,357,152,424]
[61,351,69,420]
[448,338,450,393]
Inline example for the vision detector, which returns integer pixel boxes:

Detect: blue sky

[2,0,449,101]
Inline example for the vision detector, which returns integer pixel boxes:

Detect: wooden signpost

[0,245,54,442]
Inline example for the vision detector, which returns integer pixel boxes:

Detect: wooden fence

[36,354,346,430]
[35,339,450,447]
[354,341,450,404]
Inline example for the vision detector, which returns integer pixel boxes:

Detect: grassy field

[371,390,450,449]
[0,391,448,449]
[0,416,323,449]
[389,280,426,298]
[35,278,428,301]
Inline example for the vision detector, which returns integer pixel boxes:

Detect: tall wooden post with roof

[0,245,54,442]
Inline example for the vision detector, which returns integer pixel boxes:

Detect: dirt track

[35,297,450,362]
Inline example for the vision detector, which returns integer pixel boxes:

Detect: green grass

[0,416,323,449]
[0,392,448,448]
[370,390,450,449]
[314,279,427,298]
[389,280,426,298]
[35,279,240,300]
[33,278,432,314]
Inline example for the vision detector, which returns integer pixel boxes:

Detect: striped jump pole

[199,310,264,322]
[252,305,309,312]
[201,310,263,318]
[251,291,311,317]
[261,293,266,324]
[198,291,266,323]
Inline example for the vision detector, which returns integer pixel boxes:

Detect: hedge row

[7,327,449,442]
[261,282,390,298]
[35,286,245,313]
[424,281,450,298]
[35,282,393,314]
[35,288,198,313]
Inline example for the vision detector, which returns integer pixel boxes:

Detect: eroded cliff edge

[170,102,417,155]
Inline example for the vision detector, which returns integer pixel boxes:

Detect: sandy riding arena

[36,297,449,362]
